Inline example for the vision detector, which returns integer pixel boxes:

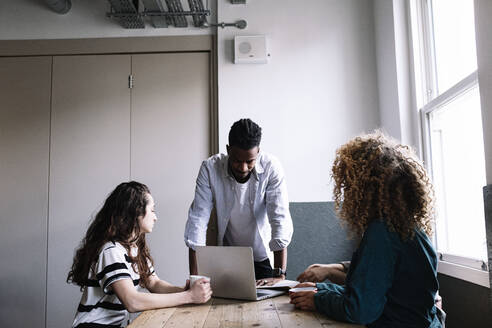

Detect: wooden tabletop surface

[128,294,364,328]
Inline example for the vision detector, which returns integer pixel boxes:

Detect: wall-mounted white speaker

[234,35,268,64]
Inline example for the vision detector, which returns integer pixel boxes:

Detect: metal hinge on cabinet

[129,75,134,89]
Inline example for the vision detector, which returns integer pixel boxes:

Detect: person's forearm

[273,248,287,276]
[189,248,198,275]
[147,279,185,294]
[126,290,192,312]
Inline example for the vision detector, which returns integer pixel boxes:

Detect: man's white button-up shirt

[184,152,293,257]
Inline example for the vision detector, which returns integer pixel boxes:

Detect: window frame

[410,0,489,287]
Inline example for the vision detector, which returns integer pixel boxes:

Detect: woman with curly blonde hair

[290,132,442,328]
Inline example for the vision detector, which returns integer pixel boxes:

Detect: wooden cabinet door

[2,52,211,328]
[0,56,51,328]
[47,55,131,328]
[130,52,210,284]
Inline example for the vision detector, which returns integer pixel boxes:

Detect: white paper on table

[256,279,299,289]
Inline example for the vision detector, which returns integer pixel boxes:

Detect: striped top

[72,241,153,328]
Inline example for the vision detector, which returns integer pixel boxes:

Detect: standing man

[184,118,293,285]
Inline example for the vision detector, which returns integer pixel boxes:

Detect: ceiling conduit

[45,0,72,14]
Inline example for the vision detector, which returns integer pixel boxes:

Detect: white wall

[0,0,214,40]
[475,0,492,185]
[475,0,492,293]
[374,0,401,141]
[373,0,419,151]
[217,0,380,202]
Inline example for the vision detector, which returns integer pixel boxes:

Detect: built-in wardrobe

[0,36,215,328]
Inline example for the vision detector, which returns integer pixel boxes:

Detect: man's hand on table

[289,282,317,311]
[297,263,347,285]
[255,275,285,286]
[297,264,330,282]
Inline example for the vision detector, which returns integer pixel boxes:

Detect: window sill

[438,260,490,288]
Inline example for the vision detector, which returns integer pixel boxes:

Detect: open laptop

[196,246,286,301]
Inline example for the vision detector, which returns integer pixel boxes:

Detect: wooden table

[128,295,364,328]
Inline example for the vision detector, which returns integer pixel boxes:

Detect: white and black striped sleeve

[95,245,133,294]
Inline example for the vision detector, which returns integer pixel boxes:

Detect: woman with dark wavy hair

[67,181,211,328]
[290,132,442,328]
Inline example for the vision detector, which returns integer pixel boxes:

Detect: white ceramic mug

[190,274,210,286]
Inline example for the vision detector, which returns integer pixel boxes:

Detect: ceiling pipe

[45,0,72,14]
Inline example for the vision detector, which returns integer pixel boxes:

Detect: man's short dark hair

[228,118,262,150]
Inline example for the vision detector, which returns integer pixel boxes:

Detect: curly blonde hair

[332,131,434,240]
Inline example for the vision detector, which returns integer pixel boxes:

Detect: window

[410,0,488,283]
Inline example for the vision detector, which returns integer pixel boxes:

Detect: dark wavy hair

[67,181,155,290]
[228,118,262,150]
[332,131,435,240]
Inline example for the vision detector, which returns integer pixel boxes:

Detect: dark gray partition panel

[47,55,131,328]
[287,202,358,280]
[0,57,51,327]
